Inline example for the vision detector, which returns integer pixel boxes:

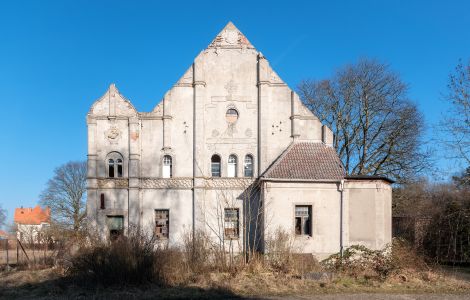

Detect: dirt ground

[1,267,470,300]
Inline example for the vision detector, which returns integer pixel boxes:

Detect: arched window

[228,154,237,177]
[107,152,124,178]
[162,155,172,178]
[226,108,239,124]
[244,155,253,177]
[116,159,123,177]
[108,159,115,178]
[211,155,221,177]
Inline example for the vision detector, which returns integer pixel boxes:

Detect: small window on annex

[224,208,239,239]
[211,154,221,177]
[244,155,253,177]
[107,152,123,178]
[162,155,172,178]
[107,215,124,240]
[295,205,312,236]
[155,209,169,239]
[228,154,237,177]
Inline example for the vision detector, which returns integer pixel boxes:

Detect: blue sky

[1,0,469,225]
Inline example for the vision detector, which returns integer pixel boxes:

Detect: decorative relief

[98,178,255,190]
[97,178,129,189]
[105,126,121,144]
[141,178,193,189]
[212,129,220,137]
[225,79,238,95]
[208,22,253,49]
[245,128,253,138]
[204,178,255,189]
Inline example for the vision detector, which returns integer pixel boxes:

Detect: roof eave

[260,177,343,183]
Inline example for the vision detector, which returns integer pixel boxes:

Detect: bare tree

[40,161,87,233]
[298,59,429,182]
[0,204,6,229]
[439,59,470,166]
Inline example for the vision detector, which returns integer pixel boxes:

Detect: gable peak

[208,21,254,49]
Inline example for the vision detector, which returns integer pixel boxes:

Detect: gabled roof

[14,205,50,225]
[208,21,255,49]
[261,142,345,181]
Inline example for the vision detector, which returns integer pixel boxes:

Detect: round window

[226,108,239,123]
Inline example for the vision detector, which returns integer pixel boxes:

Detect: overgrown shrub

[69,229,187,286]
[265,228,296,273]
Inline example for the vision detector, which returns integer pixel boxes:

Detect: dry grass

[1,266,470,299]
[1,236,470,299]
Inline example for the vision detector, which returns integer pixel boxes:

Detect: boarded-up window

[100,193,105,209]
[107,215,124,240]
[228,155,237,177]
[295,206,312,236]
[155,209,169,239]
[224,208,239,239]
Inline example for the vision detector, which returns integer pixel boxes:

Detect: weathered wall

[263,181,341,259]
[84,22,390,256]
[345,180,392,250]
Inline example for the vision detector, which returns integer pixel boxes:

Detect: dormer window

[163,155,172,178]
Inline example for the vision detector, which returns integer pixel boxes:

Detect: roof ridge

[261,141,345,181]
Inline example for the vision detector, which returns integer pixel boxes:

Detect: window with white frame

[162,155,172,178]
[211,154,221,177]
[155,209,169,239]
[295,205,312,236]
[224,208,239,239]
[244,154,253,177]
[228,154,237,177]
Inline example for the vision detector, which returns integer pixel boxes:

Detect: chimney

[322,125,334,147]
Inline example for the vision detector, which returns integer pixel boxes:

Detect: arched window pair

[210,154,254,177]
[107,152,123,178]
[162,155,172,178]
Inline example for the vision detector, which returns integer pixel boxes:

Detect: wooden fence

[0,238,54,270]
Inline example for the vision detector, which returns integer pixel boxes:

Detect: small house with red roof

[14,205,51,243]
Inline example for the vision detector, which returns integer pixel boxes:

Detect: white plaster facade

[86,22,392,258]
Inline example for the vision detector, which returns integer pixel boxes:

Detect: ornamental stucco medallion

[106,126,121,144]
[223,30,238,44]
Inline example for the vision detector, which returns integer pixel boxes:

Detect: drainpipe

[339,179,345,258]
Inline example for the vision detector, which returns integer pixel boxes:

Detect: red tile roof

[14,205,51,225]
[262,142,345,181]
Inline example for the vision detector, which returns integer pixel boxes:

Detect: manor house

[86,22,392,258]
